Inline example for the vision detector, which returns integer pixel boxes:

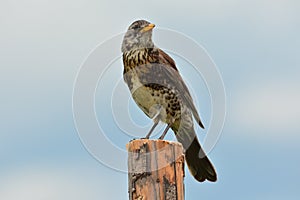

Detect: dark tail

[173,122,217,182]
[185,137,217,182]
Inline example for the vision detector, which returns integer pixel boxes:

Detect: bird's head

[121,20,155,52]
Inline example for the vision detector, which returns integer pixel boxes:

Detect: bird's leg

[144,121,158,139]
[158,124,171,140]
[144,115,160,139]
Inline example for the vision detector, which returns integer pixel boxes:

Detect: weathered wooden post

[127,139,185,200]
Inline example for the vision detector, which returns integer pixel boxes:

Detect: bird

[121,19,217,182]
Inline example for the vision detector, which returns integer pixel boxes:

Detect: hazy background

[1,0,300,199]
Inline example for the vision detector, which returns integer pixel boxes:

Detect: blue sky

[1,0,300,199]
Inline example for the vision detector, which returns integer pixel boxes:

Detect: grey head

[121,20,155,53]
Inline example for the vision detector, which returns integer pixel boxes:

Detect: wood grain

[127,139,185,200]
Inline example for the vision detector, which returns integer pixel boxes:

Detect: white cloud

[231,80,300,137]
[0,166,124,200]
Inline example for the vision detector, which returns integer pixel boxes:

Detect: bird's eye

[131,25,139,30]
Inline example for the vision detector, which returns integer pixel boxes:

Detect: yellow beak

[140,24,155,33]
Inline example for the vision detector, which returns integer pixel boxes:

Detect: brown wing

[157,49,205,129]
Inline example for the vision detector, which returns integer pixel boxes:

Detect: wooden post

[127,139,185,200]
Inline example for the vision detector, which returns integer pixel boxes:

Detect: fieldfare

[121,20,217,182]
